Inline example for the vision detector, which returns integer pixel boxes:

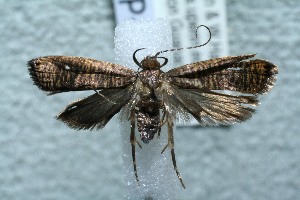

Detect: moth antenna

[157,56,168,67]
[133,48,146,66]
[154,25,212,57]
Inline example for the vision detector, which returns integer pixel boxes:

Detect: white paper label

[113,0,228,62]
[113,0,154,21]
[153,0,228,66]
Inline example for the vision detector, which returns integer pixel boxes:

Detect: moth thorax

[140,56,161,70]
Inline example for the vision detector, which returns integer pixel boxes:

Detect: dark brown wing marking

[166,57,278,94]
[166,54,256,76]
[28,56,136,94]
[57,86,134,130]
[161,84,259,126]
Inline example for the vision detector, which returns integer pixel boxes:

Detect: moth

[28,25,278,188]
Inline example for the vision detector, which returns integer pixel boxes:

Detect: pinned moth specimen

[28,25,278,188]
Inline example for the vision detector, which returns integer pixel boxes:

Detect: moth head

[140,56,161,70]
[133,48,168,70]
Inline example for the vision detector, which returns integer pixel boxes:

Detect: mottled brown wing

[57,86,134,130]
[160,83,259,126]
[166,55,278,94]
[28,56,137,94]
[167,54,256,76]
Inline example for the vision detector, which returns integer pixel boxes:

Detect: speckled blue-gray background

[0,1,299,200]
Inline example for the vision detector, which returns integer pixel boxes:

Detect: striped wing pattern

[28,56,136,94]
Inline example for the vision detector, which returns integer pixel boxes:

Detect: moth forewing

[166,56,278,95]
[29,56,137,75]
[165,54,256,76]
[28,56,137,94]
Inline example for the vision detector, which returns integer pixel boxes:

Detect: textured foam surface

[0,1,300,200]
[114,19,179,200]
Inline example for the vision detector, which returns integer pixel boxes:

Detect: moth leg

[161,143,168,154]
[136,138,142,149]
[157,109,167,139]
[166,114,186,189]
[130,110,140,185]
[133,107,143,149]
[160,108,169,153]
[159,105,169,151]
